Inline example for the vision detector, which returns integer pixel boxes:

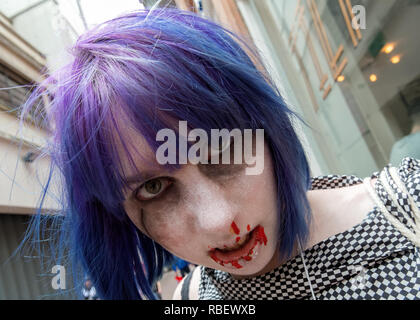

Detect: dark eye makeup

[132,136,251,202]
[134,177,174,201]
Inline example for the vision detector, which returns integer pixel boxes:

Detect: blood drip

[210,251,242,269]
[210,225,267,270]
[230,221,240,235]
[247,224,251,232]
[230,260,243,269]
[210,252,223,265]
[255,226,267,246]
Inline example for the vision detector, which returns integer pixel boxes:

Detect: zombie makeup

[230,221,240,235]
[209,224,268,269]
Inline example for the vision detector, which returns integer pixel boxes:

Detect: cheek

[124,200,143,229]
[124,197,191,249]
[235,157,277,208]
[142,207,193,249]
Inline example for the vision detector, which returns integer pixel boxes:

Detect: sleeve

[394,157,420,226]
[363,157,420,248]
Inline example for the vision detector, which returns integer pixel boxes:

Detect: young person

[21,8,419,300]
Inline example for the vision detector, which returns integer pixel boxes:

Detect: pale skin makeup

[122,126,280,277]
[121,125,378,280]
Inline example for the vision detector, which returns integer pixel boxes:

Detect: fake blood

[211,251,242,269]
[209,225,268,269]
[210,252,224,266]
[230,260,243,269]
[230,221,240,235]
[255,226,268,246]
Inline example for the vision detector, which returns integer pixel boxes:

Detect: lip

[209,225,267,267]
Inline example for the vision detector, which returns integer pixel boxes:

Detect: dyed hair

[20,8,312,299]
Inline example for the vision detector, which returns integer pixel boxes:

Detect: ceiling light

[382,43,395,54]
[390,55,401,64]
[369,74,377,82]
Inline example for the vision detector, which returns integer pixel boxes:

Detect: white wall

[0,112,59,214]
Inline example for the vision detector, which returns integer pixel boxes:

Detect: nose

[183,170,238,235]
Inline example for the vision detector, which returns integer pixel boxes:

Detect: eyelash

[134,177,174,201]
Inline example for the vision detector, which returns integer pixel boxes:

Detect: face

[121,126,279,277]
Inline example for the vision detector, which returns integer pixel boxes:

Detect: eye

[134,177,173,201]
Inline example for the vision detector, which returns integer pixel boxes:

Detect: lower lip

[209,225,267,269]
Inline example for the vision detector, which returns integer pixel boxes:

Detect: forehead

[113,114,180,184]
[112,117,159,179]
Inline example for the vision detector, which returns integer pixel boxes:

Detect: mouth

[209,225,267,269]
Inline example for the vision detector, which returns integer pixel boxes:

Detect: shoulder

[383,157,420,208]
[371,157,420,237]
[391,157,420,214]
[395,157,420,180]
[172,265,201,300]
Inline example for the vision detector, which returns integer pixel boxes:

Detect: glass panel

[264,0,420,175]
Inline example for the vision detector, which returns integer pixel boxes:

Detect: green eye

[145,180,162,194]
[135,178,172,201]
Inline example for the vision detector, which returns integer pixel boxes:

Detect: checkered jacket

[198,157,420,300]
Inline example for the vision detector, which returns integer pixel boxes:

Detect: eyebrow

[124,171,163,186]
[124,166,177,186]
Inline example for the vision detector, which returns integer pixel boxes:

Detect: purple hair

[20,8,312,299]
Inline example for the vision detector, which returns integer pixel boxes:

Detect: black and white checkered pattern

[198,157,420,300]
